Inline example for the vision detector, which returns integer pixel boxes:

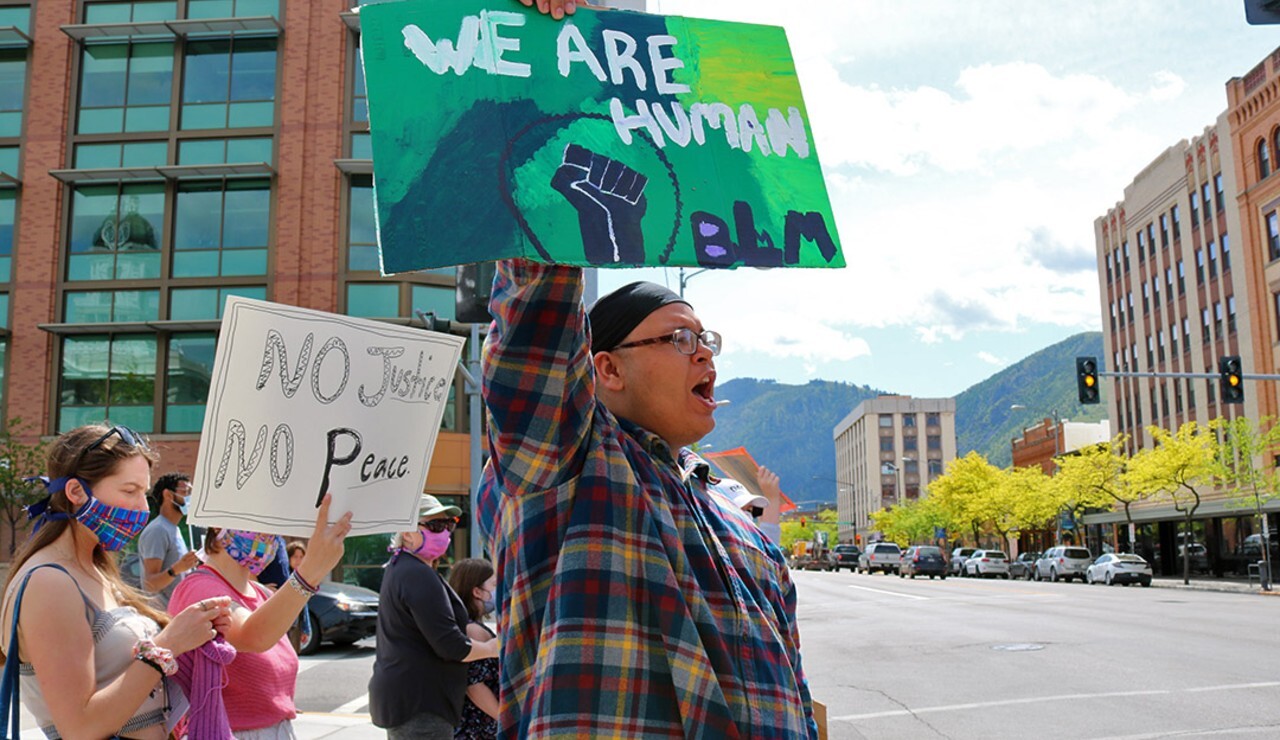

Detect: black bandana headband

[588,282,690,354]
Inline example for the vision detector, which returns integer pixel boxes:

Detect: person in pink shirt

[169,496,351,739]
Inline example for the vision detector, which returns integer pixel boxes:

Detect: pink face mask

[411,526,452,561]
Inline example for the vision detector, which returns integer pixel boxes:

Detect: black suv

[900,545,947,579]
[832,544,861,572]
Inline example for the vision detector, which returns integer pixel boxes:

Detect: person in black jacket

[369,495,499,739]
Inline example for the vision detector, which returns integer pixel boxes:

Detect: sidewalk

[295,712,382,739]
[1149,574,1280,595]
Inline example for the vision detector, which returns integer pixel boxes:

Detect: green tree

[870,497,948,547]
[0,419,50,557]
[1210,416,1280,579]
[1055,435,1148,551]
[926,452,1002,545]
[1124,422,1217,584]
[779,508,838,555]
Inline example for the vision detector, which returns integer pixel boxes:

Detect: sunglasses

[420,518,457,533]
[71,425,149,473]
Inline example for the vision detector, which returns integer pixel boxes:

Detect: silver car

[1034,546,1093,583]
[963,549,1010,578]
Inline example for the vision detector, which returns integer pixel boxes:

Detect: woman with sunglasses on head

[167,495,351,739]
[0,425,233,740]
[369,495,499,740]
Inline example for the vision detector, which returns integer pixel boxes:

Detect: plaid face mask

[72,482,150,552]
[218,529,279,576]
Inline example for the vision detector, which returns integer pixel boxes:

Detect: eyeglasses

[71,425,148,472]
[420,518,457,533]
[612,328,722,357]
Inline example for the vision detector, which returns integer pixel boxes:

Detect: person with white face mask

[447,558,500,739]
[139,472,200,605]
[369,496,499,739]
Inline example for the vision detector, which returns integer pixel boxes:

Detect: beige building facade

[833,395,957,544]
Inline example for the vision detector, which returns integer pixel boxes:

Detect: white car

[1034,546,1093,583]
[963,549,1010,578]
[1086,553,1153,587]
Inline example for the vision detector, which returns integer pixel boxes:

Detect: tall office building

[1226,48,1280,424]
[0,0,477,555]
[832,395,956,544]
[1093,116,1256,455]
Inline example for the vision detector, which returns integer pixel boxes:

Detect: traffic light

[1219,355,1245,405]
[1076,356,1100,405]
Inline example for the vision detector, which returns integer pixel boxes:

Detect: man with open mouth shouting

[483,260,816,734]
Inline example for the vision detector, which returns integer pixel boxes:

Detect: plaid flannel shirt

[482,259,818,738]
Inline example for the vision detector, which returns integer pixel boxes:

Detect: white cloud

[977,351,1007,366]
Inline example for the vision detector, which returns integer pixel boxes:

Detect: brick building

[0,0,476,557]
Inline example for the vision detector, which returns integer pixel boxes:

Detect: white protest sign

[188,296,466,537]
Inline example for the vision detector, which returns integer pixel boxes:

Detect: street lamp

[677,267,709,298]
[883,456,914,503]
[812,475,857,544]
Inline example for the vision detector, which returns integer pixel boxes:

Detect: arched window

[1274,128,1280,175]
[1260,137,1272,180]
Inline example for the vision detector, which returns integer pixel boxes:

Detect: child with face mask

[447,558,500,740]
[168,496,351,739]
[369,496,499,740]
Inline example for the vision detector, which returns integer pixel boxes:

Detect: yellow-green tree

[1124,422,1217,584]
[1210,416,1280,577]
[779,508,839,554]
[927,452,1003,545]
[1055,435,1148,550]
[995,465,1057,548]
[870,496,949,546]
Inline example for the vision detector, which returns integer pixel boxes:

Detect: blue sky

[593,0,1280,398]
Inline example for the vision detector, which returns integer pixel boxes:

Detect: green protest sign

[359,0,844,272]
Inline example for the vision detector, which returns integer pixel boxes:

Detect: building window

[64,290,159,323]
[1177,260,1185,294]
[68,183,165,281]
[1207,240,1217,280]
[928,459,943,477]
[1260,138,1272,180]
[1157,330,1165,362]
[1221,233,1230,272]
[878,414,893,428]
[1213,302,1223,335]
[1142,283,1149,313]
[1136,231,1145,261]
[1182,318,1191,352]
[0,47,26,138]
[58,334,157,433]
[1202,183,1213,222]
[166,332,216,432]
[1207,378,1216,406]
[181,38,277,129]
[879,436,894,452]
[173,180,270,277]
[902,414,916,427]
[1187,378,1196,410]
[1227,295,1236,335]
[1146,336,1154,367]
[78,41,174,134]
[1269,212,1280,261]
[1170,325,1178,356]
[169,286,266,320]
[1146,223,1156,257]
[903,436,918,452]
[1160,214,1169,248]
[1214,173,1224,212]
[926,435,941,451]
[0,189,13,282]
[1165,267,1174,300]
[1190,191,1199,226]
[1175,382,1183,414]
[1201,308,1211,344]
[1171,205,1180,239]
[926,413,939,427]
[1195,249,1204,285]
[1122,241,1130,272]
[348,177,378,271]
[1275,292,1280,341]
[1127,292,1134,321]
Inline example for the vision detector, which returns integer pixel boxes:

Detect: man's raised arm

[482,260,595,494]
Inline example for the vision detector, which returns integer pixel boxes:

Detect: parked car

[1086,553,1153,587]
[1176,543,1210,574]
[298,580,380,656]
[1034,546,1092,583]
[963,549,1010,578]
[1009,551,1040,580]
[858,542,903,575]
[899,545,947,579]
[832,544,862,572]
[949,547,978,576]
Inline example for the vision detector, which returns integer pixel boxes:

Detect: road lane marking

[830,681,1280,722]
[846,584,928,600]
[333,693,370,714]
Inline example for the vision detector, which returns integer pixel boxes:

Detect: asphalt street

[793,569,1280,739]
